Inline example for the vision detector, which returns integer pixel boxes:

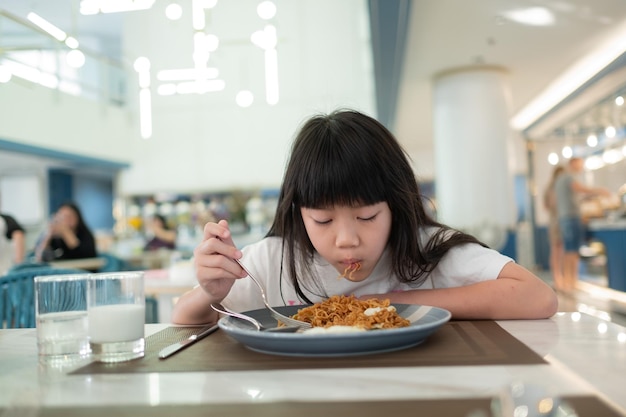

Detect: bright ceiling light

[251,25,277,50]
[587,134,598,147]
[236,90,254,107]
[139,89,152,139]
[0,65,11,83]
[65,36,80,49]
[585,155,605,170]
[502,7,555,26]
[561,146,573,159]
[27,12,67,41]
[134,57,151,73]
[512,21,626,131]
[66,50,86,68]
[257,1,277,20]
[616,96,624,106]
[80,0,155,15]
[157,68,219,81]
[165,3,183,20]
[605,126,616,138]
[603,148,623,164]
[205,34,219,52]
[548,152,559,165]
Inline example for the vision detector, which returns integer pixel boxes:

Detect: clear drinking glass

[87,271,145,363]
[35,274,91,364]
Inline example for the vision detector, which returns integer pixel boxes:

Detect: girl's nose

[335,224,359,248]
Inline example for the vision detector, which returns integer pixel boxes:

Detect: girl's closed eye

[358,213,378,222]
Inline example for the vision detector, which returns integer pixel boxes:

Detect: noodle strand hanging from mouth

[338,262,361,280]
[292,295,410,329]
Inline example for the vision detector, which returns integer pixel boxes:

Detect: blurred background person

[554,157,612,292]
[144,214,176,251]
[543,165,565,291]
[0,212,25,274]
[34,202,97,262]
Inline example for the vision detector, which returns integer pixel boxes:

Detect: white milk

[88,304,145,343]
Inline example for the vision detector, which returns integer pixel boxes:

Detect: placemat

[72,320,546,374]
[4,396,622,417]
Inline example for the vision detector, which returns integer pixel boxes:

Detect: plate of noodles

[217,295,451,357]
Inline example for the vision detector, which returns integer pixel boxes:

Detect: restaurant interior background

[0,0,625,290]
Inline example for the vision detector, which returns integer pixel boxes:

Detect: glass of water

[35,274,91,364]
[87,271,145,363]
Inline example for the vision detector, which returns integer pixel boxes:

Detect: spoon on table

[211,303,300,333]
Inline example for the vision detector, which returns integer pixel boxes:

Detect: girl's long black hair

[267,109,485,304]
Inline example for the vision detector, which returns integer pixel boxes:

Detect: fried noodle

[292,295,410,329]
[338,262,361,280]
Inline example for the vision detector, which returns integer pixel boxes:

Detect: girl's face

[300,202,392,282]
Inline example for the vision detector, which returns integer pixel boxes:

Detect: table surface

[48,257,106,271]
[1,312,625,414]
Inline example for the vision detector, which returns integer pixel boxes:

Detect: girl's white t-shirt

[221,228,512,312]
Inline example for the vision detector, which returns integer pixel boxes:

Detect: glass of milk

[87,271,145,363]
[35,274,91,365]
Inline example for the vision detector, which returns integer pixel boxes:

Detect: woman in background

[144,214,177,251]
[0,212,25,274]
[543,165,565,291]
[35,202,97,262]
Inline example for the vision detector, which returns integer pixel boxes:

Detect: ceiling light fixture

[27,12,67,41]
[587,134,598,147]
[157,68,219,81]
[165,3,183,20]
[548,152,559,165]
[512,22,626,131]
[236,90,254,107]
[80,0,156,15]
[561,146,573,159]
[192,0,218,30]
[257,1,277,20]
[251,25,279,105]
[0,65,11,83]
[134,57,152,139]
[66,50,86,68]
[65,36,80,49]
[502,7,555,26]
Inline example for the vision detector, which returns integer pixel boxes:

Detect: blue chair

[0,267,88,329]
[8,261,50,272]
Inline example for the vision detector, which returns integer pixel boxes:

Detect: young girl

[172,110,558,325]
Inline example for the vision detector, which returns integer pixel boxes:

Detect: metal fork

[230,257,311,328]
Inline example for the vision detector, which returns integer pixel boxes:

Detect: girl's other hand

[193,219,247,301]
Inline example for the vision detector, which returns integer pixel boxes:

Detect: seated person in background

[0,213,25,274]
[35,202,97,262]
[144,214,176,251]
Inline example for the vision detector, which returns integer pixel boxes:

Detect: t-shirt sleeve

[428,243,513,288]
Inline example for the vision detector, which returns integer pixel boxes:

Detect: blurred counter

[587,218,626,292]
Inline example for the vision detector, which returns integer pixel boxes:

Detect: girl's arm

[364,262,558,320]
[171,219,247,325]
[171,286,220,325]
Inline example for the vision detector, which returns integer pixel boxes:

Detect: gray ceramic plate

[217,304,451,357]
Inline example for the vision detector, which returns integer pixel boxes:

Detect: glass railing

[0,9,128,107]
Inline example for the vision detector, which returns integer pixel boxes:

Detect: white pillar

[433,67,516,250]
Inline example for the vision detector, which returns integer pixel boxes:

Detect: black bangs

[289,112,390,209]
